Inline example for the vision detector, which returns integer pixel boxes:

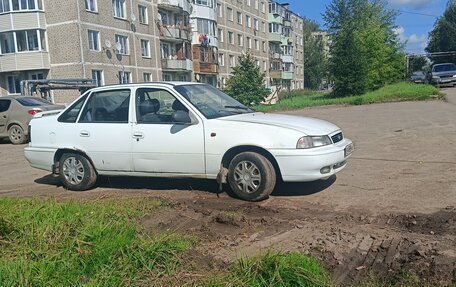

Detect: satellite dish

[105,40,112,48]
[115,42,122,52]
[195,74,201,81]
[130,13,136,22]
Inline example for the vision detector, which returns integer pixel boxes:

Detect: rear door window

[0,99,11,113]
[79,89,130,123]
[58,95,88,123]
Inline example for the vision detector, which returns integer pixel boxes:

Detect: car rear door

[75,89,133,172]
[0,99,11,134]
[131,87,206,174]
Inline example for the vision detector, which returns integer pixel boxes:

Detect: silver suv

[430,63,456,87]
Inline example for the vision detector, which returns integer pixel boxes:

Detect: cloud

[393,26,407,42]
[394,26,428,52]
[388,0,435,9]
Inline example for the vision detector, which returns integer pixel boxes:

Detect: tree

[223,53,269,106]
[324,0,405,97]
[426,3,456,64]
[303,18,328,90]
[409,56,428,73]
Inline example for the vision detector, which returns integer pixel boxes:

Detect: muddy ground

[0,89,455,286]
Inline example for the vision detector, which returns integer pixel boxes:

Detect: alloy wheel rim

[234,161,261,194]
[62,157,84,185]
[10,127,23,142]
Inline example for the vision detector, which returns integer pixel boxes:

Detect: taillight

[28,108,43,116]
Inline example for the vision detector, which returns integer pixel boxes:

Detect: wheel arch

[53,148,97,175]
[7,122,27,134]
[221,145,283,182]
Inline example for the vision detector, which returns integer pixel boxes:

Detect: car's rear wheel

[8,124,27,145]
[227,152,276,201]
[59,153,97,191]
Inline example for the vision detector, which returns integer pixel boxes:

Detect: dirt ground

[0,89,455,286]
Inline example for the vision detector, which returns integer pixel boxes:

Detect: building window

[161,42,170,59]
[115,34,129,54]
[269,22,282,33]
[246,0,251,6]
[112,0,125,18]
[16,30,39,52]
[92,70,103,87]
[247,37,251,49]
[118,71,131,84]
[141,39,150,58]
[7,75,20,94]
[1,0,44,12]
[0,32,15,54]
[227,7,233,21]
[30,73,43,80]
[143,73,151,82]
[237,34,243,46]
[217,3,222,17]
[255,39,259,50]
[163,73,172,81]
[263,61,267,72]
[218,28,223,42]
[218,53,224,66]
[228,31,234,44]
[254,0,258,10]
[88,30,100,51]
[229,55,235,67]
[85,0,97,12]
[245,15,251,28]
[254,18,259,30]
[138,5,148,24]
[262,41,266,52]
[197,18,216,36]
[195,0,214,8]
[262,21,266,33]
[236,11,242,25]
[261,1,265,13]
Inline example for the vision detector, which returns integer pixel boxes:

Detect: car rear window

[0,99,11,113]
[433,64,456,73]
[16,97,52,107]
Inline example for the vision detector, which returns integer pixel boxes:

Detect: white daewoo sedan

[24,82,353,201]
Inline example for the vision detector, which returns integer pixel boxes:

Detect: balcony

[270,70,282,79]
[0,52,50,73]
[0,11,46,32]
[281,55,293,63]
[159,26,192,42]
[161,58,193,71]
[269,52,281,60]
[283,19,292,28]
[282,71,294,80]
[157,0,191,13]
[269,33,282,43]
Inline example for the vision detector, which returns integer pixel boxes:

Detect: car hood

[219,112,340,135]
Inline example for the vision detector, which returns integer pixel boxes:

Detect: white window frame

[227,7,233,21]
[218,28,224,42]
[143,72,151,82]
[92,69,104,87]
[85,0,97,12]
[118,71,131,84]
[218,53,225,67]
[138,5,148,24]
[140,39,150,58]
[255,39,259,50]
[246,15,251,28]
[112,0,125,19]
[237,34,243,47]
[115,34,129,55]
[88,30,100,51]
[236,11,242,25]
[254,18,259,31]
[229,55,235,67]
[228,31,234,44]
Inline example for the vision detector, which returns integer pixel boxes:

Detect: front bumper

[271,138,353,182]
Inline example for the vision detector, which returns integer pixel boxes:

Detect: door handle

[133,132,144,139]
[80,131,90,137]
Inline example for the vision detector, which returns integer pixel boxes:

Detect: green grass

[204,252,332,287]
[0,198,197,287]
[255,82,440,112]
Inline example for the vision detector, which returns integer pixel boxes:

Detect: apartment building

[268,1,304,91]
[0,0,304,101]
[216,0,269,88]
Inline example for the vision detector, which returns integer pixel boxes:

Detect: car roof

[88,81,204,92]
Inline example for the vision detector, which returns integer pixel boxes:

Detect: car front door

[76,89,133,172]
[0,99,11,134]
[131,87,205,174]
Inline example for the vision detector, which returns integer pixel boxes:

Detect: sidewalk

[442,88,456,105]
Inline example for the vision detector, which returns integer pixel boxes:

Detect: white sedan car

[24,82,353,201]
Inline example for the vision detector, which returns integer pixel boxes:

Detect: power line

[394,9,440,18]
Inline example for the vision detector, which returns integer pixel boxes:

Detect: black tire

[59,153,97,191]
[8,124,27,145]
[227,152,276,201]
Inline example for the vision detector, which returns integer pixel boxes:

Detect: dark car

[410,71,428,84]
[0,96,65,144]
[430,63,456,87]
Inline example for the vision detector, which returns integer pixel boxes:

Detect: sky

[285,0,448,54]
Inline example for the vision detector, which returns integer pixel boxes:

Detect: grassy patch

[0,198,196,287]
[205,252,332,287]
[256,82,440,112]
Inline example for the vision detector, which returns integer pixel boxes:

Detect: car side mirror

[172,110,192,124]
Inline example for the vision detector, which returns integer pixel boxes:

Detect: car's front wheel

[228,152,276,201]
[59,153,97,191]
[8,124,27,144]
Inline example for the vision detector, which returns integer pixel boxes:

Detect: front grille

[440,74,455,79]
[331,132,343,144]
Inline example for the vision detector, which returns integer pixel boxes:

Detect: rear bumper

[271,139,353,182]
[24,146,56,172]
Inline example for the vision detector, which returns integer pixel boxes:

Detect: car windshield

[433,64,456,73]
[412,71,425,76]
[16,97,52,107]
[174,84,254,119]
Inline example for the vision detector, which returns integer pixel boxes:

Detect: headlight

[296,136,332,149]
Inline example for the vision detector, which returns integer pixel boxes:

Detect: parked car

[410,71,428,84]
[0,96,65,144]
[24,83,354,201]
[430,63,456,87]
